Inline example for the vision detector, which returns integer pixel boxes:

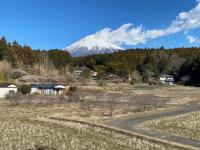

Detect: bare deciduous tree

[125,92,137,111]
[5,92,23,105]
[78,92,86,102]
[107,93,121,117]
[80,101,92,115]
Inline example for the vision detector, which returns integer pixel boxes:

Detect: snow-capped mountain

[64,35,125,57]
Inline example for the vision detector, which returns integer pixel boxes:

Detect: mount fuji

[64,35,125,57]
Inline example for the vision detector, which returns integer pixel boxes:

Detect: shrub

[18,84,31,95]
[82,67,90,79]
[0,72,4,83]
[0,60,12,81]
[130,79,137,85]
[97,80,106,87]
[66,86,77,96]
[11,68,29,79]
[148,80,158,85]
[5,92,22,105]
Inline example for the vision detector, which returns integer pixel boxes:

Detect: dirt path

[105,101,200,149]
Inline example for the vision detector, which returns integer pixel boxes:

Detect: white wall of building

[0,88,18,98]
[160,77,166,83]
[31,87,39,94]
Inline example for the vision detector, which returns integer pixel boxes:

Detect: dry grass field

[0,83,200,149]
[140,111,200,141]
[130,84,200,105]
[0,106,184,150]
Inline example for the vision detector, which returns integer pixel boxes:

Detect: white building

[160,74,175,85]
[0,83,18,98]
[73,66,98,80]
[73,66,84,78]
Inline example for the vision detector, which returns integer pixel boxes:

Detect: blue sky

[0,0,199,50]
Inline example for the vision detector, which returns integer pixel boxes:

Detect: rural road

[105,101,200,148]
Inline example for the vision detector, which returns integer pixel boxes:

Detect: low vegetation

[0,85,198,149]
[5,92,23,106]
[0,112,185,150]
[141,111,200,141]
[18,84,32,95]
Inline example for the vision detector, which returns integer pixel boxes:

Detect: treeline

[74,47,200,86]
[0,36,72,71]
[0,36,73,83]
[1,36,200,86]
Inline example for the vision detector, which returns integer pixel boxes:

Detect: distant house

[159,74,175,85]
[73,66,98,80]
[0,83,18,98]
[73,66,85,78]
[31,84,66,95]
[90,71,98,80]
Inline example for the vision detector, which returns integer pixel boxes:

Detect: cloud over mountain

[88,0,200,46]
[65,1,200,57]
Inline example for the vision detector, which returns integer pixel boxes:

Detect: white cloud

[86,0,200,46]
[186,35,200,43]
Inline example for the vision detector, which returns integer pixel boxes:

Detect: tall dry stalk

[0,60,12,81]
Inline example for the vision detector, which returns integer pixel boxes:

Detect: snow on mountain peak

[64,35,125,57]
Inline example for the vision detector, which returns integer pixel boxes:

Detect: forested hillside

[1,36,200,86]
[74,47,200,86]
[0,37,72,67]
[0,37,73,83]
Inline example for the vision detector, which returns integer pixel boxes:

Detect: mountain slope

[64,35,125,57]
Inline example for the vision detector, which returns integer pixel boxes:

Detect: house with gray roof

[31,84,66,95]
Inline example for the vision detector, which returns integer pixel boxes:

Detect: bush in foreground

[5,92,23,105]
[18,84,31,95]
